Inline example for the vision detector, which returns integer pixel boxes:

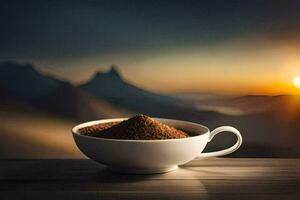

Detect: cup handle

[199,126,242,158]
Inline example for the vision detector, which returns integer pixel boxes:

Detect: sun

[293,76,300,88]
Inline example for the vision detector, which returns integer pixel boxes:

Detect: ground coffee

[79,115,189,140]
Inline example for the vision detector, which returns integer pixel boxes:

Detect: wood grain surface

[1,158,299,200]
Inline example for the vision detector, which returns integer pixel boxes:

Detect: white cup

[72,118,242,174]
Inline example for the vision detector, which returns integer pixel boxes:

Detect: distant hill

[0,62,219,122]
[0,61,64,99]
[0,62,131,120]
[79,65,173,106]
[230,95,300,114]
[191,94,300,117]
[79,65,220,121]
[80,66,148,97]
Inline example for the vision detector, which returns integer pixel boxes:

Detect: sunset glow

[4,0,300,96]
[293,76,300,89]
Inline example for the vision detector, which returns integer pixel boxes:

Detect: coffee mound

[79,115,189,140]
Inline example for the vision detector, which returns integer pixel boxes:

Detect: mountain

[79,66,173,113]
[0,62,131,120]
[230,95,300,114]
[191,94,300,117]
[79,65,172,102]
[79,66,220,121]
[0,61,64,99]
[0,62,218,121]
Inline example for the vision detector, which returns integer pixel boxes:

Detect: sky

[1,0,300,94]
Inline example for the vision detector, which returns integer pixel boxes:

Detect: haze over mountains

[79,65,173,115]
[0,62,219,122]
[0,61,299,158]
[0,62,136,120]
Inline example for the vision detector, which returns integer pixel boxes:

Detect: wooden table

[1,159,299,200]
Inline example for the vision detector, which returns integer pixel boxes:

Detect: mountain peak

[94,65,122,80]
[108,65,120,76]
